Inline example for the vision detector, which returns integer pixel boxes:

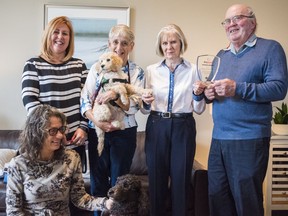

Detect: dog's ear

[111,55,123,72]
[138,188,150,216]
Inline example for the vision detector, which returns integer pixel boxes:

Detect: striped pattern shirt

[21,57,89,139]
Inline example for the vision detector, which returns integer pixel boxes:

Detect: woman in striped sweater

[21,16,88,170]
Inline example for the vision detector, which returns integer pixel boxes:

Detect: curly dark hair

[19,104,66,161]
[102,174,150,216]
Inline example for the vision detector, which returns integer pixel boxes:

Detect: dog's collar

[100,78,128,108]
[101,78,128,88]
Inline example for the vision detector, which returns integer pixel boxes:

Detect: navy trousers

[208,138,270,216]
[88,127,137,216]
[145,114,196,216]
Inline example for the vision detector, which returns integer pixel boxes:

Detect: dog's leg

[111,120,121,128]
[95,126,105,156]
[109,106,126,130]
[110,85,129,105]
[93,103,112,122]
[93,103,112,156]
[125,84,153,97]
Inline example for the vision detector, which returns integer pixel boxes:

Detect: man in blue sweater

[204,4,288,216]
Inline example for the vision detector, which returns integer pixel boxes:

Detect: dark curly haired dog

[101,174,149,216]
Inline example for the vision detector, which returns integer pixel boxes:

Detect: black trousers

[145,114,196,216]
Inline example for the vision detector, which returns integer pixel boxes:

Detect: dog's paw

[141,89,153,97]
[120,95,129,105]
[111,121,125,130]
[111,121,121,128]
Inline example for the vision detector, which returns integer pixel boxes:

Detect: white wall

[1,0,287,166]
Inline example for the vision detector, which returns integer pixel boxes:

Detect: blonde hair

[109,24,135,43]
[155,24,188,57]
[40,16,74,62]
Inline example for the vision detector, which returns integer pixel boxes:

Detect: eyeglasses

[221,14,255,27]
[111,40,132,47]
[46,126,67,136]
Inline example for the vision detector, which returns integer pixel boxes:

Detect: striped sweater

[21,57,88,139]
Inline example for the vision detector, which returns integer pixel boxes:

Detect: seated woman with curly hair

[5,105,112,216]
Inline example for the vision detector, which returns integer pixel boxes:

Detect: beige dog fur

[93,52,152,156]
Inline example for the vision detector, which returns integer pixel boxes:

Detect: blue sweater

[212,37,288,140]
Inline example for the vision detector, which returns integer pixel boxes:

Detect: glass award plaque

[196,54,220,86]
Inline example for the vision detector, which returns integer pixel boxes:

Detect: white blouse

[145,59,205,114]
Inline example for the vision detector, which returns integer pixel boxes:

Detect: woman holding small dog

[6,105,113,215]
[21,16,88,172]
[81,24,146,216]
[142,24,206,216]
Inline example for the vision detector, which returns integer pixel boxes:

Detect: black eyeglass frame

[46,126,67,136]
[221,14,255,27]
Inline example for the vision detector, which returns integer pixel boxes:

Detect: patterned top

[6,149,107,216]
[80,60,145,129]
[21,57,89,139]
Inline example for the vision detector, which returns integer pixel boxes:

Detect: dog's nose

[101,64,105,68]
